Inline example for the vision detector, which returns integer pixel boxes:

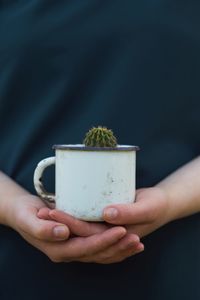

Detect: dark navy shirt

[0,1,200,299]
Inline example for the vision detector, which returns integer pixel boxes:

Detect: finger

[81,233,141,263]
[103,201,154,225]
[99,242,144,264]
[51,226,126,260]
[49,210,108,237]
[127,223,158,238]
[37,207,52,220]
[20,207,70,242]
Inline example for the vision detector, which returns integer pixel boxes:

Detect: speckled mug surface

[33,144,139,221]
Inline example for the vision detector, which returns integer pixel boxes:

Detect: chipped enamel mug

[33,144,139,221]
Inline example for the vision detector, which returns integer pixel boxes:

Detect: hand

[10,194,70,242]
[103,187,170,238]
[38,209,144,264]
[11,195,137,264]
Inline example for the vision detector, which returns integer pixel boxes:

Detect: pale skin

[0,156,200,263]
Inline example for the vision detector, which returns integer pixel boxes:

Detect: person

[0,1,200,299]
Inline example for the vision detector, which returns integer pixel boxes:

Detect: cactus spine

[83,126,117,147]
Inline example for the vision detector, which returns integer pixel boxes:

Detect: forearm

[0,171,30,226]
[157,156,200,222]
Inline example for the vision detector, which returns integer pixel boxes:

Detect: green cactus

[83,126,118,147]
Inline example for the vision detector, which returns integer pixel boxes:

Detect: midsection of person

[1,1,199,188]
[0,1,200,299]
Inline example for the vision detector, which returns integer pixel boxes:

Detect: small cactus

[83,126,118,147]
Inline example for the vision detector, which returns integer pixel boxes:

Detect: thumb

[103,201,153,225]
[22,207,70,242]
[49,209,108,237]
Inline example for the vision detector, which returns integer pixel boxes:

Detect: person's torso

[0,1,200,299]
[1,0,200,190]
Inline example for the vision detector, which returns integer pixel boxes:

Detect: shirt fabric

[0,1,200,299]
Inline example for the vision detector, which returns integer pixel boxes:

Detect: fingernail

[136,243,144,252]
[132,236,140,244]
[104,208,118,219]
[53,225,68,238]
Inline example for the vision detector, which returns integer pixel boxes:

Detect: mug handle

[33,156,56,208]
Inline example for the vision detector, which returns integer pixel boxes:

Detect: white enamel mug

[33,144,139,221]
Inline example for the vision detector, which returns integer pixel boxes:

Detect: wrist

[0,171,31,227]
[0,191,31,227]
[155,185,176,224]
[156,157,200,222]
[150,185,174,226]
[156,182,199,223]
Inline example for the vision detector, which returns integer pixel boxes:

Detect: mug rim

[52,144,140,151]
